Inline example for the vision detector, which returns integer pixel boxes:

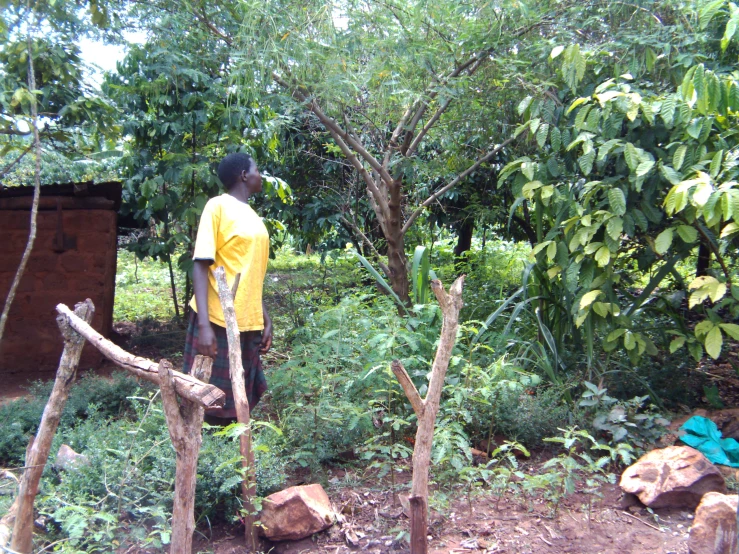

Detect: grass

[114,249,186,323]
[114,246,352,324]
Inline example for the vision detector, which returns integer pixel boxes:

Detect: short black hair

[218,153,255,190]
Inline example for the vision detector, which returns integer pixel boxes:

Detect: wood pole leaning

[158,356,213,554]
[55,303,225,409]
[391,277,465,554]
[212,267,259,551]
[11,300,94,553]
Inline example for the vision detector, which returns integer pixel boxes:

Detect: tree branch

[400,50,487,155]
[390,360,424,419]
[11,300,94,553]
[0,31,42,346]
[401,134,517,234]
[695,223,732,287]
[55,303,225,408]
[272,72,392,225]
[399,15,552,157]
[212,267,258,550]
[340,215,391,277]
[274,72,393,184]
[0,128,32,136]
[383,104,413,169]
[190,7,233,45]
[405,97,451,157]
[0,142,34,179]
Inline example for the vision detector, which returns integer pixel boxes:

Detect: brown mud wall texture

[0,208,117,376]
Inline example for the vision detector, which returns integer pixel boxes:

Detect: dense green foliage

[0,374,286,551]
[4,0,739,550]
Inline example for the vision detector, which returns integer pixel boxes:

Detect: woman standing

[182,152,272,424]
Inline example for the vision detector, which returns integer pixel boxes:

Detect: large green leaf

[594,245,610,267]
[673,145,687,170]
[636,160,654,177]
[700,0,726,30]
[608,188,626,216]
[580,289,603,309]
[473,288,524,345]
[411,245,431,305]
[704,326,723,359]
[654,228,673,255]
[720,323,739,340]
[677,225,698,243]
[578,150,595,175]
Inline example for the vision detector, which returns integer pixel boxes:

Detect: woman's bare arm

[192,260,217,357]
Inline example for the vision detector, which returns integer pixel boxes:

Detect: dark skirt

[182,311,268,419]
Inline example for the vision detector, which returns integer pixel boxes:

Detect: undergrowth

[0,238,685,550]
[1,375,286,552]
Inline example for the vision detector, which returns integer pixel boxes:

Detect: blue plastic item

[679,415,739,468]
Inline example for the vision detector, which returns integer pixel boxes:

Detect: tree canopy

[3,0,739,366]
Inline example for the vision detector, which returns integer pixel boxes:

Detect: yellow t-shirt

[189,194,270,332]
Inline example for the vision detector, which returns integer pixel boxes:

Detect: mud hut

[0,182,121,379]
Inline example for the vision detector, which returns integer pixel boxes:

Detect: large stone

[714,408,739,442]
[55,444,89,471]
[259,484,335,541]
[688,492,738,554]
[620,446,726,509]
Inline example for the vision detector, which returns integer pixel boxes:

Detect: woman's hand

[260,305,273,353]
[197,322,218,358]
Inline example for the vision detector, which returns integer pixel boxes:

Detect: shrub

[32,392,286,552]
[0,372,143,465]
[491,386,576,448]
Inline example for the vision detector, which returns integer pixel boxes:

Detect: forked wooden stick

[159,356,213,554]
[212,267,259,551]
[11,300,94,553]
[392,277,464,554]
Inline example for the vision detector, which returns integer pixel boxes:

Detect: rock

[259,484,335,541]
[688,492,738,554]
[714,408,739,441]
[717,466,739,481]
[55,444,89,471]
[620,446,726,509]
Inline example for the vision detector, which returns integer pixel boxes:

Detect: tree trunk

[167,253,181,320]
[0,33,43,345]
[11,300,94,553]
[390,277,465,554]
[696,242,710,277]
[212,267,259,551]
[386,180,409,302]
[454,218,474,265]
[158,356,212,554]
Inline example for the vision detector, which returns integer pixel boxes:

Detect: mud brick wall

[0,208,117,376]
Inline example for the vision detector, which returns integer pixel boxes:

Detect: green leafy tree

[0,0,122,180]
[502,58,739,370]
[105,25,289,316]
[218,0,565,302]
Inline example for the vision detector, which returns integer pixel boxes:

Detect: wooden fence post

[0,300,226,552]
[54,303,225,409]
[212,267,259,551]
[391,277,464,554]
[10,300,94,553]
[158,356,213,554]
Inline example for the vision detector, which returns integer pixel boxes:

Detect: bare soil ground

[187,481,691,554]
